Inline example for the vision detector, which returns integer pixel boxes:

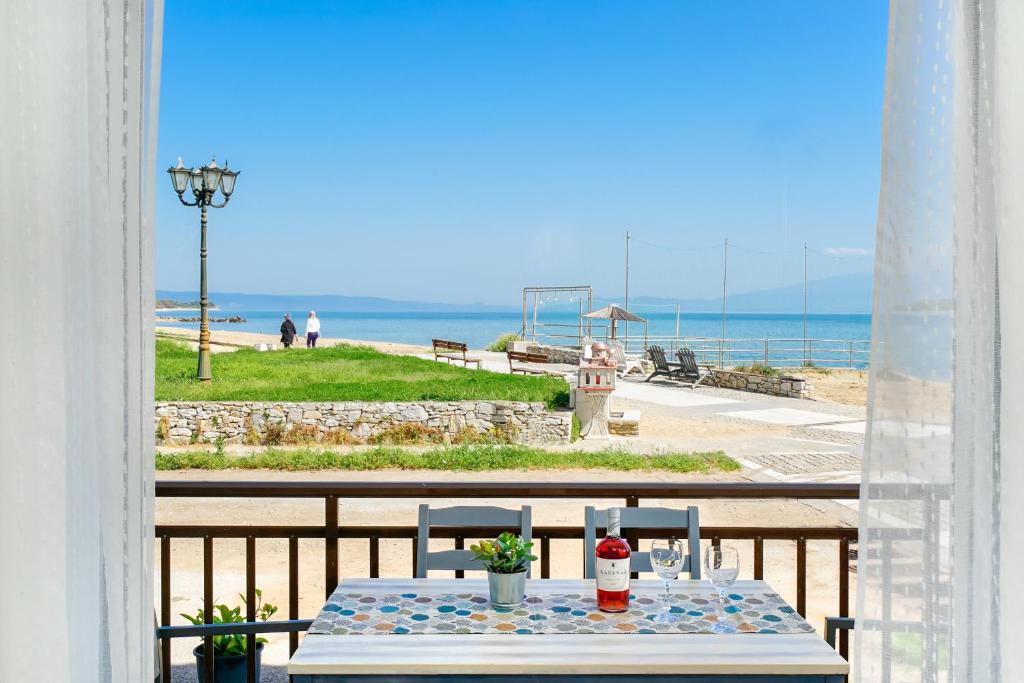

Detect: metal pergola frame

[521,285,594,346]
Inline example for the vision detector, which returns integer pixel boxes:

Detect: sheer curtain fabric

[0,0,162,680]
[859,0,1024,681]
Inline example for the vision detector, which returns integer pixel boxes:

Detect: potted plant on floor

[181,589,278,683]
[470,532,537,609]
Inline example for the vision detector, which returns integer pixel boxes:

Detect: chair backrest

[676,347,700,374]
[584,506,701,579]
[416,504,533,578]
[608,340,628,363]
[647,345,670,371]
[580,336,595,359]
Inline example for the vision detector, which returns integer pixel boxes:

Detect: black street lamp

[167,156,239,381]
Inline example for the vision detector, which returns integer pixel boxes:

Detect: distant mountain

[626,273,873,314]
[155,290,519,313]
[158,273,872,314]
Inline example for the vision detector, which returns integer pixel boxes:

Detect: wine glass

[703,545,740,633]
[650,539,684,624]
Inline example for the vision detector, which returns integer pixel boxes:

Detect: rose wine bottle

[596,507,631,612]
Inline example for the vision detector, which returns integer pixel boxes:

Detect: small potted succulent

[470,532,537,609]
[181,589,278,683]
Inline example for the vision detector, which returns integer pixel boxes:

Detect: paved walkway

[424,352,866,485]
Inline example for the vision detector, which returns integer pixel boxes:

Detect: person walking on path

[305,311,321,348]
[280,313,297,348]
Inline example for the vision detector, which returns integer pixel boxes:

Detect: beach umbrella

[582,304,647,339]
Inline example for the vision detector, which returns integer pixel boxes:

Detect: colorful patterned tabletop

[307,579,814,637]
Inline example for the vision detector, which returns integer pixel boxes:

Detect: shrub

[449,423,518,445]
[282,423,320,445]
[368,422,446,445]
[262,421,285,446]
[243,416,262,445]
[450,425,487,445]
[487,332,522,352]
[155,416,170,442]
[733,362,779,377]
[322,427,361,445]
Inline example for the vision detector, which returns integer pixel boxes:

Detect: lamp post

[167,156,239,381]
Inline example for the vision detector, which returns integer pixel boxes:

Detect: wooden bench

[432,339,481,368]
[507,350,549,375]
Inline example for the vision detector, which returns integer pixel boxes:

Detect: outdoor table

[289,578,848,682]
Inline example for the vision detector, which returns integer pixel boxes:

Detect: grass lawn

[155,445,740,473]
[155,339,569,406]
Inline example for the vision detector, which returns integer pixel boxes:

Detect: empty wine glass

[704,545,740,633]
[650,539,684,624]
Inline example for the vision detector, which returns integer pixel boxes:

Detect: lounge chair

[675,347,720,387]
[608,340,645,377]
[644,345,684,382]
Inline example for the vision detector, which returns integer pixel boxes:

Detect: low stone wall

[155,401,572,446]
[608,410,640,437]
[712,370,807,398]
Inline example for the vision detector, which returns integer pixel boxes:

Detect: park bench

[507,350,549,375]
[432,339,481,368]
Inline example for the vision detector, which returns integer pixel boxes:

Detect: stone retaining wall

[155,401,572,446]
[712,370,807,398]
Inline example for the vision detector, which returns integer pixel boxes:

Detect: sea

[157,310,872,366]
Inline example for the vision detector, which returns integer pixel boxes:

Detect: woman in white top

[305,311,321,348]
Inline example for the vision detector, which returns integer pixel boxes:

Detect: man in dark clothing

[280,313,297,348]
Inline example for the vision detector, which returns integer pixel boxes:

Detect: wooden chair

[416,504,533,577]
[675,347,720,387]
[584,506,701,579]
[644,345,684,382]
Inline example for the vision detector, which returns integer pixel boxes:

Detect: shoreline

[155,307,219,312]
[156,325,434,356]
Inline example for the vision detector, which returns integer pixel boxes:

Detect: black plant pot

[193,642,263,683]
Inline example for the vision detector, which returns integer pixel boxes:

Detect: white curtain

[0,1,162,681]
[858,1,1024,681]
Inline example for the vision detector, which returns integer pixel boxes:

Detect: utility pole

[803,243,809,365]
[624,230,630,341]
[721,237,728,340]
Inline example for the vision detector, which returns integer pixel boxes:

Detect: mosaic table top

[307,578,814,637]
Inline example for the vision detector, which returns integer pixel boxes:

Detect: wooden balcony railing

[155,480,859,682]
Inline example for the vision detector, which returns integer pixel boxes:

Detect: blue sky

[157,1,888,305]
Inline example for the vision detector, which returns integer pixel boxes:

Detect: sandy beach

[157,325,433,356]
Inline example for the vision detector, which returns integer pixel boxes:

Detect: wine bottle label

[596,557,630,592]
